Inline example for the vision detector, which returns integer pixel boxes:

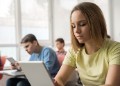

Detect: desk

[0,70,24,76]
[0,62,25,86]
[0,70,25,86]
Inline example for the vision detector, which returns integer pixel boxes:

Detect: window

[20,0,50,60]
[21,0,49,40]
[0,0,50,64]
[0,0,16,60]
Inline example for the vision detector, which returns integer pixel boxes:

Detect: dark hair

[56,38,65,46]
[21,34,37,44]
[70,2,107,51]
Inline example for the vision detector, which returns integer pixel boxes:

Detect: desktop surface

[0,69,24,76]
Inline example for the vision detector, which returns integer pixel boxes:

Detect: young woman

[54,2,120,86]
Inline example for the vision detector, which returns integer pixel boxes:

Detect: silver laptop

[19,61,54,86]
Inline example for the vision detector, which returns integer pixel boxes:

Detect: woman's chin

[78,40,84,43]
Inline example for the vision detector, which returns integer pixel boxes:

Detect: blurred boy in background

[55,38,67,66]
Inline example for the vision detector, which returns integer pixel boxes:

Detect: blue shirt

[29,46,60,77]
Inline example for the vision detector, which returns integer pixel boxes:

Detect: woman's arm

[105,65,120,85]
[54,64,75,86]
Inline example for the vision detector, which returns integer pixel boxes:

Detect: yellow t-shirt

[63,39,120,86]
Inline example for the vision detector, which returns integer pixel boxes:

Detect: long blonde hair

[70,2,107,52]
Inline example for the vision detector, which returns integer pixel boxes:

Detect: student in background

[54,2,120,86]
[55,38,67,66]
[7,34,60,86]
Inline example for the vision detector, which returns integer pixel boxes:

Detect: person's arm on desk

[54,64,75,86]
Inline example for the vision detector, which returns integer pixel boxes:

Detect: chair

[0,56,6,79]
[57,54,65,66]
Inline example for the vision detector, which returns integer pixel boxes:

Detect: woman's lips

[76,35,83,38]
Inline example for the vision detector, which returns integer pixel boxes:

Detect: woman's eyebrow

[71,20,87,24]
[79,20,87,22]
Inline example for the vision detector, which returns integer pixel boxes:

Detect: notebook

[19,61,54,86]
[0,69,24,76]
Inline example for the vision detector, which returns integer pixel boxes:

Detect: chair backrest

[0,56,6,79]
[57,54,66,66]
[56,51,67,66]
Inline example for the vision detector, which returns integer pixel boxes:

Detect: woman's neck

[85,45,100,55]
[84,41,101,55]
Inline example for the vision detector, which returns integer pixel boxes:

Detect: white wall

[112,0,120,41]
[53,0,74,45]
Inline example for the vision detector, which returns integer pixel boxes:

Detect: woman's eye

[71,25,75,28]
[79,23,86,26]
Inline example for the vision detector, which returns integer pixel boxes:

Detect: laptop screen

[19,61,54,86]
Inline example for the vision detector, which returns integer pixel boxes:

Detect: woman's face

[71,10,91,44]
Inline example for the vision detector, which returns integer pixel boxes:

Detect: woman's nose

[75,26,81,33]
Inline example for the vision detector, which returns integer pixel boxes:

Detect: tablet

[7,57,16,64]
[19,61,54,86]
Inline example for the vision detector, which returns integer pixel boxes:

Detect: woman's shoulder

[104,39,120,52]
[105,39,120,47]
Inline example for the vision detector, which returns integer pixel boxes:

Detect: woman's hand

[53,79,59,86]
[53,79,64,86]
